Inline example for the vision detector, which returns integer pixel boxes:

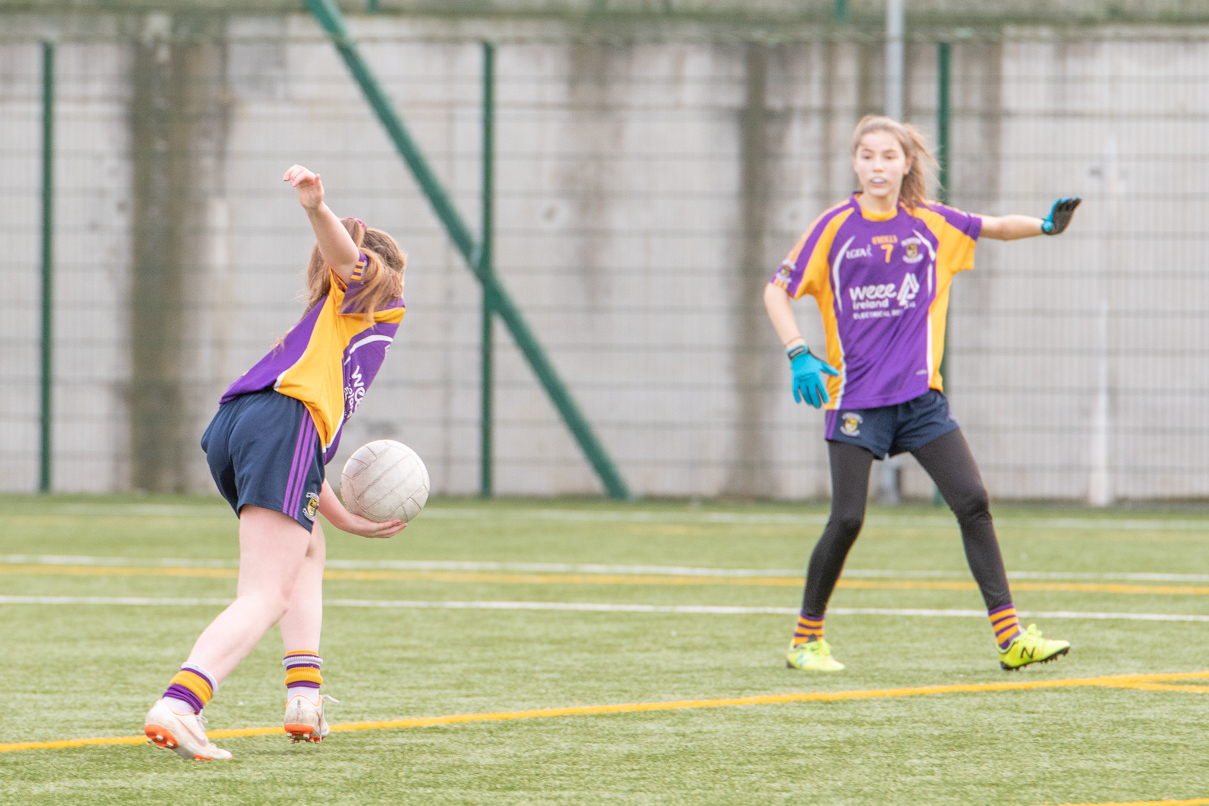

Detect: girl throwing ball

[764,116,1081,672]
[144,165,408,760]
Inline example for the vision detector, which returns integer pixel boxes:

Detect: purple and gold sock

[989,604,1022,650]
[284,651,323,702]
[162,662,216,714]
[792,612,825,646]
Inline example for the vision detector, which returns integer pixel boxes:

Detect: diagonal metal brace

[306,0,630,499]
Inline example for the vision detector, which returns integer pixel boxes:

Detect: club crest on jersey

[840,413,863,436]
[304,492,320,522]
[902,237,925,264]
[778,261,793,279]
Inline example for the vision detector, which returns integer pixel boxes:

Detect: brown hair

[304,218,406,319]
[850,115,939,212]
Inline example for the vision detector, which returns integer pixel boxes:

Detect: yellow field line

[8,563,1209,596]
[1034,799,1209,806]
[5,670,1209,756]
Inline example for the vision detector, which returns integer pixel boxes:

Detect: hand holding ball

[340,440,430,524]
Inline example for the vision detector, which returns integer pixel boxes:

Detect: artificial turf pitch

[3,494,1209,805]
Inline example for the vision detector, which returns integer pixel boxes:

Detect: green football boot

[998,624,1070,671]
[786,638,845,671]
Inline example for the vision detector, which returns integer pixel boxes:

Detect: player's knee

[828,512,865,540]
[254,587,294,621]
[950,485,991,524]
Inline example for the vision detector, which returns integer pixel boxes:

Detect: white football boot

[144,699,232,760]
[284,693,339,743]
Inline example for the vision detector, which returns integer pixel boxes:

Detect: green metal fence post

[39,42,55,494]
[834,0,848,23]
[480,41,495,499]
[933,41,952,507]
[305,0,630,499]
[937,42,951,206]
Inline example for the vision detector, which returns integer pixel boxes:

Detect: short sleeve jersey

[769,194,981,410]
[221,253,406,464]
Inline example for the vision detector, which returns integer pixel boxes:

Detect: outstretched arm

[978,214,1045,241]
[283,164,360,284]
[979,197,1082,241]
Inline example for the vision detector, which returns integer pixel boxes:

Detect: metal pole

[367,0,379,12]
[305,0,631,499]
[39,42,55,493]
[480,42,495,499]
[878,0,907,505]
[936,42,951,383]
[933,41,951,508]
[885,0,904,120]
[936,42,951,205]
[834,0,848,23]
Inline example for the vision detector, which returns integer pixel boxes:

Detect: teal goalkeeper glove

[788,345,840,408]
[1041,197,1082,235]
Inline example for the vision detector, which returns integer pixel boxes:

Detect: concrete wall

[4,2,1206,24]
[1,12,1207,501]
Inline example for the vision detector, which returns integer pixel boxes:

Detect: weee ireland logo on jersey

[345,365,366,415]
[896,272,920,307]
[849,272,920,319]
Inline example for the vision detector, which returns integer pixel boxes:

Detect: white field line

[6,554,1209,583]
[16,503,1209,531]
[3,594,1209,623]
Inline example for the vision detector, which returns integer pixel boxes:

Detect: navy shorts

[201,390,325,531]
[824,389,959,460]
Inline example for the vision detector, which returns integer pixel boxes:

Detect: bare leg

[280,518,326,653]
[186,506,312,683]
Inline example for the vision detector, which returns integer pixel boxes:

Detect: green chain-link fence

[1,19,1206,502]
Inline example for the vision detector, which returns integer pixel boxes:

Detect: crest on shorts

[304,492,320,522]
[840,413,863,436]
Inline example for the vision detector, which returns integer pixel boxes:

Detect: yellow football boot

[786,638,845,671]
[998,624,1071,671]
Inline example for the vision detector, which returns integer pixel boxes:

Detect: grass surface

[2,494,1209,805]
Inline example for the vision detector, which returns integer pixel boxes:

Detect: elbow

[763,281,786,308]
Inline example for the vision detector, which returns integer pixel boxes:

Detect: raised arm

[979,197,1082,242]
[284,164,360,284]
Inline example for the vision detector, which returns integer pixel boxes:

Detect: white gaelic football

[340,440,430,524]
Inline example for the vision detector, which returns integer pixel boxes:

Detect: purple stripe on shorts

[288,425,317,517]
[824,410,838,440]
[282,417,310,516]
[300,427,318,513]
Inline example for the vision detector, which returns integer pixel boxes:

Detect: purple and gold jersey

[770,194,980,410]
[222,253,405,463]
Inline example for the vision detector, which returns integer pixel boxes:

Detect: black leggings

[801,428,1012,616]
